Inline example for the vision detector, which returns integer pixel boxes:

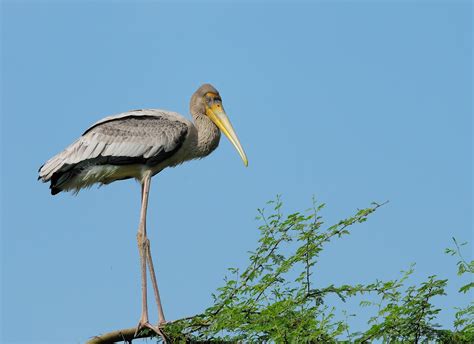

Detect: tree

[87,197,473,343]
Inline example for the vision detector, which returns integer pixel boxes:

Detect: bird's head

[191,84,248,167]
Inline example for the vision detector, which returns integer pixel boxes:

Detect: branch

[86,315,199,344]
[86,327,146,344]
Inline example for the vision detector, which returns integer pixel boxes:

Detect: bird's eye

[205,96,212,104]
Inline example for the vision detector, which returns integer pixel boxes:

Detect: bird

[38,84,248,336]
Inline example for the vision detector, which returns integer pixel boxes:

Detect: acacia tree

[87,197,473,343]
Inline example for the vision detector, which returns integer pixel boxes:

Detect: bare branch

[86,327,147,344]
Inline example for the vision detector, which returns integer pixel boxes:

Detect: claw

[135,320,167,342]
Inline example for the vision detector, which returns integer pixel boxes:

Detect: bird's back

[38,109,191,194]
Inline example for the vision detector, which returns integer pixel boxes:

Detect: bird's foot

[135,320,167,342]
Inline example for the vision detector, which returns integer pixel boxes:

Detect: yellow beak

[206,103,248,167]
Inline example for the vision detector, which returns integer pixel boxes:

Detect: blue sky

[1,1,472,343]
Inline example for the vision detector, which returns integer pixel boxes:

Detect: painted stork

[38,84,248,335]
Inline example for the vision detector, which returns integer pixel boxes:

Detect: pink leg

[135,172,167,340]
[135,177,150,334]
[146,242,166,324]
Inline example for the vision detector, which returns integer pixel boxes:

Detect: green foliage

[359,273,448,342]
[159,198,473,343]
[445,238,474,340]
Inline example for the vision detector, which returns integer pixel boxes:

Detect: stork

[38,84,247,336]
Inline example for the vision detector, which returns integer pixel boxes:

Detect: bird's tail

[38,138,84,195]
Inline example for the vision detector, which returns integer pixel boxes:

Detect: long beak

[206,104,248,167]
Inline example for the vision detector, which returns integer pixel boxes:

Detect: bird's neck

[193,114,221,158]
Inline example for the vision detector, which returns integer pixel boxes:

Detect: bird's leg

[135,172,167,341]
[135,180,150,335]
[145,240,166,324]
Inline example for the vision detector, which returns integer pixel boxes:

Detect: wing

[38,109,190,183]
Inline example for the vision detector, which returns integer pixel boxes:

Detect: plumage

[39,110,191,194]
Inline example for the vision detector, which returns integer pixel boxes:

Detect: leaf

[459,282,474,294]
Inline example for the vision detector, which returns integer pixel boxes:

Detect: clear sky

[1,1,472,343]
